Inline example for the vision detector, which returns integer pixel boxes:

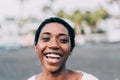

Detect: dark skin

[35,22,83,80]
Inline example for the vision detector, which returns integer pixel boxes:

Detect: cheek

[36,43,46,60]
[37,42,46,52]
[36,48,42,60]
[36,47,44,65]
[62,44,71,54]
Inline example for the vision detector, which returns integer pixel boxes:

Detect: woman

[28,17,99,80]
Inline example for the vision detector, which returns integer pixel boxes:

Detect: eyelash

[41,37,50,42]
[41,37,69,43]
[60,39,68,43]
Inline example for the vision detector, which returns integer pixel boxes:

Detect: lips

[44,53,63,64]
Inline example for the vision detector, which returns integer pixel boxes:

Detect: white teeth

[46,54,60,58]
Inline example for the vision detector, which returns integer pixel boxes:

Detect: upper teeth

[46,54,60,58]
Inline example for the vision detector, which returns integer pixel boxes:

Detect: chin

[45,64,65,74]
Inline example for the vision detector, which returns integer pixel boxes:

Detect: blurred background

[0,0,120,80]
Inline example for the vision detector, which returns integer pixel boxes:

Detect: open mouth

[46,53,62,59]
[44,53,63,63]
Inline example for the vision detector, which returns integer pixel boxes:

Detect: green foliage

[31,29,36,34]
[97,29,105,33]
[69,10,83,23]
[82,11,91,22]
[68,10,84,34]
[84,7,109,26]
[55,7,109,34]
[55,9,68,18]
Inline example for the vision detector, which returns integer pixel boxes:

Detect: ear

[35,46,38,53]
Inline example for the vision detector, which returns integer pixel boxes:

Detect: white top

[27,71,99,80]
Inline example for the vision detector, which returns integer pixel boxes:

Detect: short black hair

[34,17,75,51]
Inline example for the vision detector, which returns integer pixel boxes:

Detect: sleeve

[81,72,99,80]
[27,75,36,80]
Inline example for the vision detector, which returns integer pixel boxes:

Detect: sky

[0,0,119,21]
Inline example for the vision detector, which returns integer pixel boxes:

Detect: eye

[41,37,50,42]
[59,38,69,43]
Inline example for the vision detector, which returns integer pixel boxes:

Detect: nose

[48,39,59,50]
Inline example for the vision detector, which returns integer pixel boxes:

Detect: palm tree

[84,7,109,33]
[55,9,68,18]
[68,10,83,35]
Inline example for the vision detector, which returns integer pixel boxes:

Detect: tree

[68,10,83,35]
[55,9,68,18]
[56,9,83,35]
[84,7,109,33]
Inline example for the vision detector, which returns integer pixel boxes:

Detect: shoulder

[27,75,36,80]
[82,72,99,80]
[77,71,99,80]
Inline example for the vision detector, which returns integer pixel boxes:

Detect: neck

[41,67,68,80]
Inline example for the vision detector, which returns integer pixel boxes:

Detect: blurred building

[0,17,39,49]
[97,18,120,43]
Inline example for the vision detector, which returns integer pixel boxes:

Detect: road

[0,43,120,80]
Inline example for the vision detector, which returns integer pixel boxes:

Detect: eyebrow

[59,33,69,37]
[41,32,69,37]
[41,32,51,35]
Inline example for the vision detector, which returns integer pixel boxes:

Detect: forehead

[41,22,69,34]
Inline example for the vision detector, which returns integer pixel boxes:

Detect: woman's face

[35,22,71,73]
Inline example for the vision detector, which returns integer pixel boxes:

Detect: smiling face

[35,22,71,73]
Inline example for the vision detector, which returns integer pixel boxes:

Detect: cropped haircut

[34,17,75,51]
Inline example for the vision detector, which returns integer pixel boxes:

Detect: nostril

[49,46,59,50]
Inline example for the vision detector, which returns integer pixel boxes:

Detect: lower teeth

[46,56,60,59]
